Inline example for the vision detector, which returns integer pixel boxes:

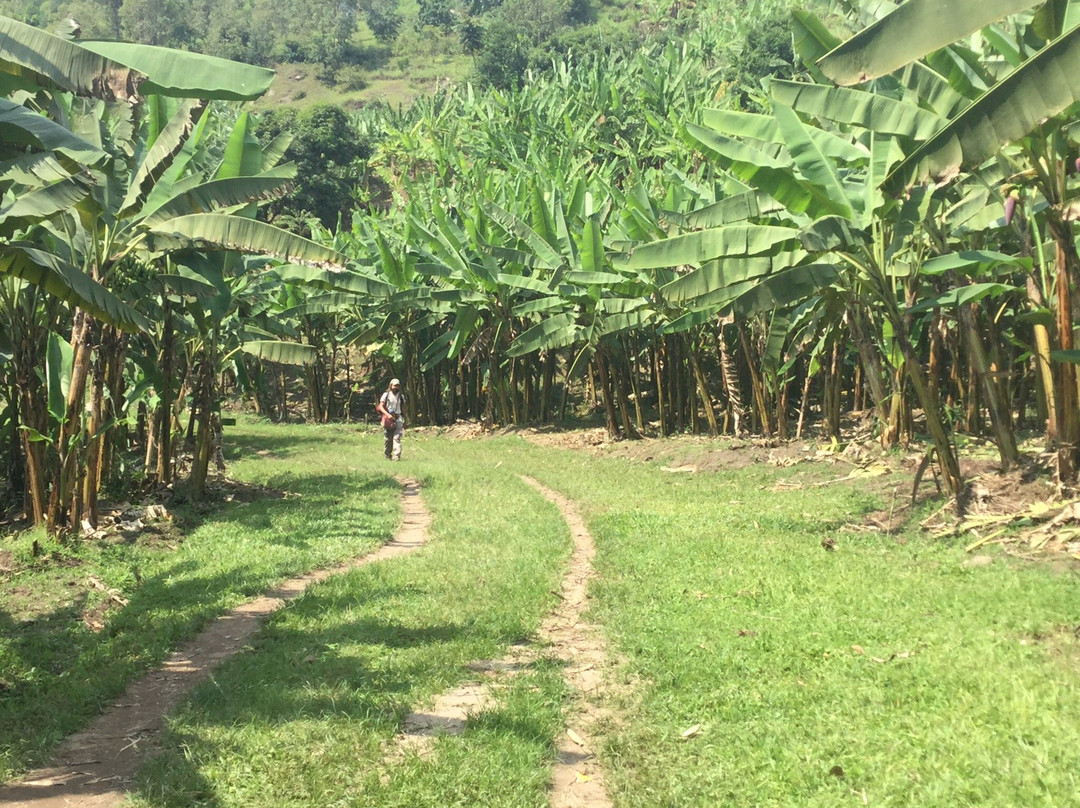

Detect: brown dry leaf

[567,728,586,747]
[851,645,864,655]
[737,629,758,637]
[681,724,702,739]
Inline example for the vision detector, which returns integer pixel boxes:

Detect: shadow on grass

[129,596,471,806]
[223,426,371,461]
[0,471,402,780]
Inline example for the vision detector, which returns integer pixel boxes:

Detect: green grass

[515,446,1080,807]
[130,425,572,807]
[5,424,1080,806]
[0,420,400,782]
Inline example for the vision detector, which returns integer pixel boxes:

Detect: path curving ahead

[0,477,431,808]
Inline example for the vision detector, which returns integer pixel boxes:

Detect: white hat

[390,378,401,387]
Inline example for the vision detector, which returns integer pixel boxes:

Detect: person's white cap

[390,378,401,386]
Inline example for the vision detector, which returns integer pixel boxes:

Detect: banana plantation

[4,0,1080,536]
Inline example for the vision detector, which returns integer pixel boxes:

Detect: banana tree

[818,0,1080,483]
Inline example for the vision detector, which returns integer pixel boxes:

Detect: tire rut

[0,476,431,808]
[385,476,613,808]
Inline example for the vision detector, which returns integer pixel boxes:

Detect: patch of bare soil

[0,477,431,808]
[383,477,613,808]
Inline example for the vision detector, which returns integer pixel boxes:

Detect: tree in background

[255,105,375,230]
[721,9,795,110]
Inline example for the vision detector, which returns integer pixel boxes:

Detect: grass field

[3,420,1079,805]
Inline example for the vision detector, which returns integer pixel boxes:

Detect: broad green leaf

[578,218,606,275]
[920,250,1032,275]
[888,25,1080,188]
[146,214,349,268]
[495,273,555,294]
[216,111,264,180]
[618,225,799,270]
[0,245,149,332]
[275,264,393,297]
[662,307,719,334]
[687,123,847,216]
[773,104,853,218]
[0,176,88,231]
[769,81,947,140]
[512,297,569,316]
[656,249,812,302]
[798,216,869,252]
[507,311,583,356]
[46,330,73,425]
[817,0,1041,85]
[120,99,205,218]
[732,264,841,316]
[908,281,1020,311]
[241,340,317,365]
[482,200,564,270]
[153,273,219,299]
[0,16,140,99]
[791,8,843,69]
[702,108,868,162]
[0,99,107,164]
[685,191,787,229]
[448,305,479,360]
[279,293,365,317]
[78,40,274,101]
[661,250,808,302]
[141,167,295,226]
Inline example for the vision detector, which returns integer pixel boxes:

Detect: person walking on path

[377,378,405,460]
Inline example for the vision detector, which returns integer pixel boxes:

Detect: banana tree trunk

[48,310,94,532]
[892,320,962,498]
[189,332,218,501]
[739,324,772,436]
[958,302,1019,468]
[688,342,718,436]
[594,354,619,439]
[82,346,106,530]
[13,334,48,525]
[1052,235,1080,482]
[845,306,891,440]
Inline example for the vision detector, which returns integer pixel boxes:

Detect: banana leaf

[141,167,295,226]
[78,40,275,101]
[768,81,947,140]
[145,214,349,268]
[618,224,799,270]
[0,244,149,332]
[888,24,1080,188]
[661,250,808,303]
[0,98,107,164]
[817,0,1041,85]
[241,340,317,365]
[507,311,583,357]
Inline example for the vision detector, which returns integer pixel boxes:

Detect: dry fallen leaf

[851,645,864,655]
[681,724,702,739]
[576,772,592,783]
[567,728,586,747]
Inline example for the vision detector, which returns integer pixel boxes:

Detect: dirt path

[387,476,613,808]
[0,477,431,808]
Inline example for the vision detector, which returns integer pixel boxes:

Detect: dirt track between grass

[386,476,613,808]
[0,477,431,808]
